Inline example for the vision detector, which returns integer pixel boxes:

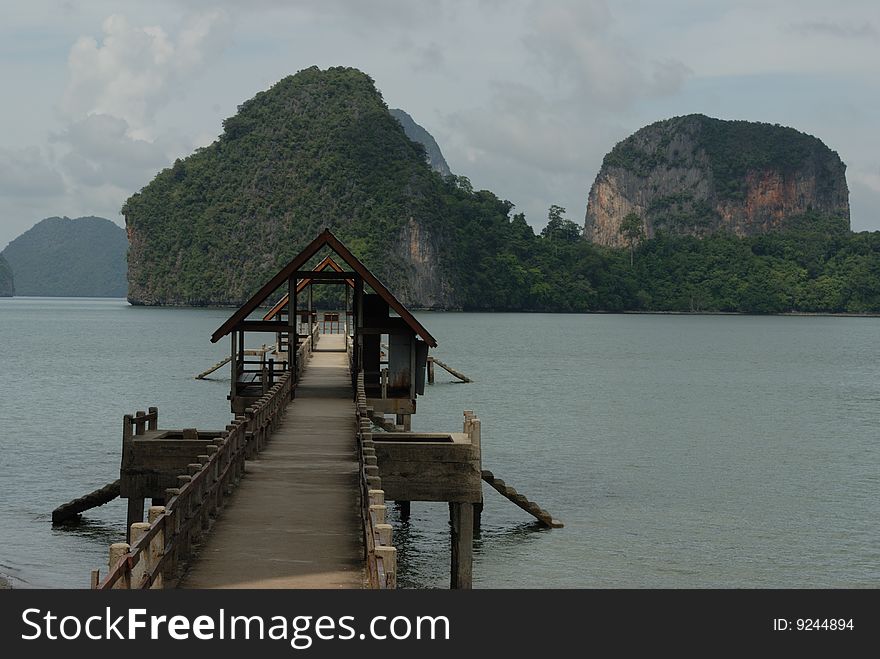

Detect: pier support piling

[450,502,474,589]
[126,498,145,542]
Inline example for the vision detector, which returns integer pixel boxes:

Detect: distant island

[585,113,849,246]
[1,216,127,297]
[389,108,452,176]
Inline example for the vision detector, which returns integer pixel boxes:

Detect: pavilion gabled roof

[211,229,437,347]
[262,255,354,321]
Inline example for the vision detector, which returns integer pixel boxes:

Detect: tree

[541,205,582,245]
[620,212,645,266]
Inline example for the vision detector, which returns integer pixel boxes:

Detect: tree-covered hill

[0,254,13,296]
[122,66,880,314]
[124,66,536,308]
[1,217,127,297]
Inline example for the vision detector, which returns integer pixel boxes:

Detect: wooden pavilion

[210,229,436,429]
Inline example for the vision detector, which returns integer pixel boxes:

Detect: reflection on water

[51,517,125,545]
[391,502,549,589]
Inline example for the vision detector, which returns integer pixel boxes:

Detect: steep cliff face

[392,217,455,308]
[0,254,13,296]
[389,109,452,176]
[123,67,460,308]
[584,114,850,247]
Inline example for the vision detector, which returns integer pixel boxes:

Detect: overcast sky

[1,0,879,249]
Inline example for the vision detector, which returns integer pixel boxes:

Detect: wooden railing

[355,371,396,588]
[92,370,294,589]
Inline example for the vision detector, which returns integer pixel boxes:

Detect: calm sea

[1,298,877,588]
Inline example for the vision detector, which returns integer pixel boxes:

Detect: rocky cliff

[390,108,452,176]
[123,67,484,308]
[584,114,850,247]
[1,216,127,296]
[0,254,13,296]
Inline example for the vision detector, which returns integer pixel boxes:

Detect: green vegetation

[512,211,880,314]
[124,68,880,315]
[697,116,833,200]
[125,67,488,305]
[619,213,644,266]
[630,214,880,313]
[0,254,13,296]
[1,217,127,297]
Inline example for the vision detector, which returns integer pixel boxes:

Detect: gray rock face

[390,108,452,177]
[584,114,850,247]
[392,216,455,309]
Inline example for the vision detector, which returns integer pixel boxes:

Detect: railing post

[376,523,393,547]
[129,522,150,588]
[196,455,212,522]
[123,414,133,443]
[205,445,221,510]
[177,476,192,561]
[135,410,146,436]
[186,464,203,543]
[164,488,180,578]
[147,506,165,589]
[375,546,397,588]
[108,543,130,589]
[147,406,158,431]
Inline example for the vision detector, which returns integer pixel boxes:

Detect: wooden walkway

[179,334,365,588]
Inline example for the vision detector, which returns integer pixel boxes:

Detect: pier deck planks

[179,334,364,588]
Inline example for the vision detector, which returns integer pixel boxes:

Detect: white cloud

[0,147,65,197]
[1,0,879,247]
[448,82,590,174]
[1,9,235,241]
[789,20,878,40]
[522,0,690,109]
[60,11,231,137]
[440,0,689,228]
[51,114,172,189]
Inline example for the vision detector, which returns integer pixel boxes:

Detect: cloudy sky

[1,0,879,249]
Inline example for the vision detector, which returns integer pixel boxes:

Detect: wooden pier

[56,230,560,591]
[180,334,364,588]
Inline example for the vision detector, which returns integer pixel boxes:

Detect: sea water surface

[0,298,878,588]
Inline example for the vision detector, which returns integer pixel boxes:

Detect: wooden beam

[291,271,357,280]
[211,228,437,347]
[289,276,297,382]
[357,327,416,336]
[52,480,121,524]
[237,321,291,333]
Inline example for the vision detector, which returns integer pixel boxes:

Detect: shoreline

[4,296,880,317]
[0,574,11,589]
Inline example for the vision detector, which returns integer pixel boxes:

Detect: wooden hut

[210,229,436,429]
